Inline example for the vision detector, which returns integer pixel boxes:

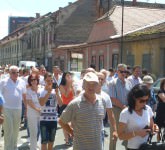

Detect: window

[126,54,134,67]
[160,48,165,76]
[142,54,151,72]
[91,56,96,66]
[112,54,119,69]
[99,55,104,70]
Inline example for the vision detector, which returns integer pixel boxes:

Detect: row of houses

[0,0,165,77]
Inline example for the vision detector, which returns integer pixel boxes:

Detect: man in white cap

[59,72,107,150]
[143,75,157,112]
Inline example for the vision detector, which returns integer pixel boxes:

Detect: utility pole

[121,0,124,63]
[43,25,46,66]
[16,33,19,66]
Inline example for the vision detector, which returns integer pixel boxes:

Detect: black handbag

[138,133,165,150]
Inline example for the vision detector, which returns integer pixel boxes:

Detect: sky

[0,0,165,39]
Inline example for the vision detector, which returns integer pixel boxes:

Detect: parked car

[70,71,81,82]
[19,61,38,69]
[151,77,165,95]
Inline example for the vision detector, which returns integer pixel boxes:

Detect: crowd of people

[0,63,164,150]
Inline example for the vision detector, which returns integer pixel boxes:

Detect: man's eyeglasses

[11,72,19,75]
[31,78,37,82]
[119,70,127,74]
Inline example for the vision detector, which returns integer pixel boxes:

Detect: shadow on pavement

[53,144,72,150]
[18,143,29,150]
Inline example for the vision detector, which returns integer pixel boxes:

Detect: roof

[126,20,165,37]
[55,0,97,45]
[110,5,165,36]
[88,5,165,43]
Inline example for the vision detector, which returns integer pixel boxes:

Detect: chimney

[36,13,40,18]
[132,0,137,6]
[68,2,72,5]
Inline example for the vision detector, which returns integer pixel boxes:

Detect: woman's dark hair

[160,79,165,91]
[28,74,39,86]
[128,84,150,114]
[60,72,71,86]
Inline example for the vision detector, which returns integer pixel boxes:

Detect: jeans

[40,121,57,144]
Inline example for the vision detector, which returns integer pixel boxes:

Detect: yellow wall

[123,36,165,78]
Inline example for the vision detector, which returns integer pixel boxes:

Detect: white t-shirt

[98,90,113,131]
[0,77,26,109]
[39,75,45,86]
[39,89,58,121]
[26,88,41,113]
[98,91,112,109]
[119,105,153,149]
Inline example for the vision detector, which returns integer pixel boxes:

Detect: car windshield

[70,71,81,81]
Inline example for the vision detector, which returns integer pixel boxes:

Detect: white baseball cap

[83,72,99,83]
[143,75,153,84]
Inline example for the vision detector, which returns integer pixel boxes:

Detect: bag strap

[147,132,153,144]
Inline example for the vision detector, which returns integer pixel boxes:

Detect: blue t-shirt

[0,94,4,106]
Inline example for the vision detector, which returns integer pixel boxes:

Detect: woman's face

[135,95,149,110]
[30,75,38,86]
[66,73,73,84]
[45,76,53,86]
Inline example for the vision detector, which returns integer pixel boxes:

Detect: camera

[52,82,58,89]
[143,125,151,133]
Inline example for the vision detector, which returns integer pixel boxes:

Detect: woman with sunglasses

[26,74,41,150]
[118,84,159,150]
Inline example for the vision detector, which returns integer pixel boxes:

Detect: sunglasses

[139,98,148,103]
[31,78,37,81]
[98,78,104,81]
[46,79,53,82]
[119,70,127,74]
[11,72,19,74]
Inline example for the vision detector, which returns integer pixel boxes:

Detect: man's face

[133,67,141,78]
[117,67,127,80]
[84,81,98,95]
[10,69,19,81]
[40,68,46,76]
[53,67,60,75]
[98,74,105,87]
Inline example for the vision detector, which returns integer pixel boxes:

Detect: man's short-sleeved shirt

[0,94,4,106]
[60,94,106,150]
[109,78,132,106]
[127,75,143,87]
[0,77,26,109]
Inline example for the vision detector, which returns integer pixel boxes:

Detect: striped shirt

[109,78,132,106]
[60,94,106,150]
[127,75,143,87]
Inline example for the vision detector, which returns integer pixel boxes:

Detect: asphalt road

[0,123,158,150]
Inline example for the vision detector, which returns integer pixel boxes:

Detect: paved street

[0,122,158,150]
[0,122,128,150]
